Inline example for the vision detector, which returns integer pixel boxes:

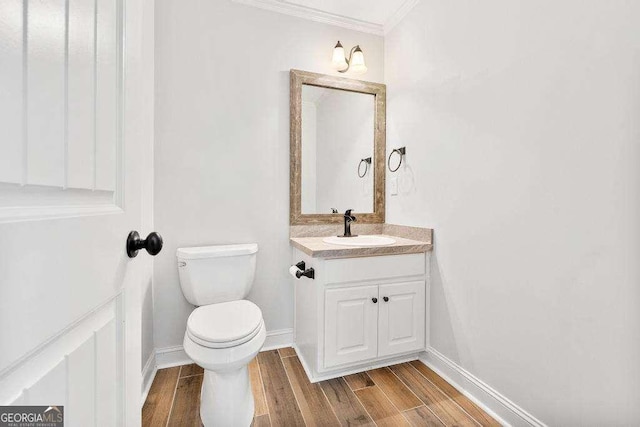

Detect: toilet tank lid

[177,243,258,259]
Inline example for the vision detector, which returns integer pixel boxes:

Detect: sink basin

[322,235,396,247]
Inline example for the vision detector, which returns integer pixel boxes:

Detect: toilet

[177,243,266,427]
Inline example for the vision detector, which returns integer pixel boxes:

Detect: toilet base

[200,367,254,427]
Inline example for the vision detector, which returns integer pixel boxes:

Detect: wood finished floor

[142,348,501,427]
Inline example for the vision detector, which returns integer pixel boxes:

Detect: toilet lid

[187,300,263,348]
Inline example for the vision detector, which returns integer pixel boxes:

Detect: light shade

[331,41,348,71]
[349,46,367,74]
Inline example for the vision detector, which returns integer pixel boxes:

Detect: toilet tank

[177,244,258,306]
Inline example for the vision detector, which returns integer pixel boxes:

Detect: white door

[324,286,378,368]
[0,0,153,425]
[378,281,425,357]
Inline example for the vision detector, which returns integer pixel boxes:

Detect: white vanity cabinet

[324,285,379,367]
[378,280,425,357]
[324,280,425,367]
[292,248,430,383]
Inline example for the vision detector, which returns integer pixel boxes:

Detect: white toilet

[177,243,266,427]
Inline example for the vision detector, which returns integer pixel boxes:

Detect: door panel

[0,0,23,184]
[0,0,152,425]
[0,0,125,371]
[95,0,119,191]
[5,301,117,417]
[27,0,66,186]
[378,281,425,357]
[325,286,378,368]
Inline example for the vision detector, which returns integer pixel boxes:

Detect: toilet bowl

[177,244,265,427]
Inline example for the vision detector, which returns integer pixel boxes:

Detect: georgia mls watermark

[0,406,64,427]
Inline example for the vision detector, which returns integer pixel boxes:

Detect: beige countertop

[290,234,432,259]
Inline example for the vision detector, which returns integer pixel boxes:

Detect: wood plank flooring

[142,348,501,426]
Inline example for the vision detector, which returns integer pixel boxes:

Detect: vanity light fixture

[331,41,368,74]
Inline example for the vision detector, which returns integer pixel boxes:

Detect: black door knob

[383,296,389,302]
[127,231,163,258]
[372,297,378,303]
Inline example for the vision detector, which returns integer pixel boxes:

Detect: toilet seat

[187,300,263,349]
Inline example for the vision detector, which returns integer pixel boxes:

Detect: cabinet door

[324,286,378,368]
[378,281,425,357]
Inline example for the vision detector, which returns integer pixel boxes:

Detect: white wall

[154,0,383,350]
[385,0,640,424]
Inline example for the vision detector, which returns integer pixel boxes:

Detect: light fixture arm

[338,45,360,73]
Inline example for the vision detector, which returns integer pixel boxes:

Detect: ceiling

[286,0,409,25]
[232,0,419,35]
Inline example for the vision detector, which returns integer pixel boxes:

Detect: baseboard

[141,352,157,407]
[153,328,294,371]
[262,328,294,351]
[155,345,191,369]
[420,347,546,427]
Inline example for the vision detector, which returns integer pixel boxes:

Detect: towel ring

[388,147,406,172]
[358,157,372,178]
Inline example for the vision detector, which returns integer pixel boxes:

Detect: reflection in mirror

[300,85,375,214]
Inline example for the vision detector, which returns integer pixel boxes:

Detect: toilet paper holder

[294,261,315,280]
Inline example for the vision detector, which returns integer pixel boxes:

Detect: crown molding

[384,0,420,34]
[231,0,384,36]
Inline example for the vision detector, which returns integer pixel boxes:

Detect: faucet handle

[344,209,357,221]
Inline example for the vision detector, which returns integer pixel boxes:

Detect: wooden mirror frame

[290,69,386,225]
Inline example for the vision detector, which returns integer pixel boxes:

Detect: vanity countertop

[290,234,432,259]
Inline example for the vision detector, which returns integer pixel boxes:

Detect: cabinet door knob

[372,297,378,303]
[383,296,389,302]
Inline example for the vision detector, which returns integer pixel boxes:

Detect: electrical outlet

[390,177,398,195]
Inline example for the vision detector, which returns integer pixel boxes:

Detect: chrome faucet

[341,209,357,237]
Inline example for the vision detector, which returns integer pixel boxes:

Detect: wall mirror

[290,69,386,224]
